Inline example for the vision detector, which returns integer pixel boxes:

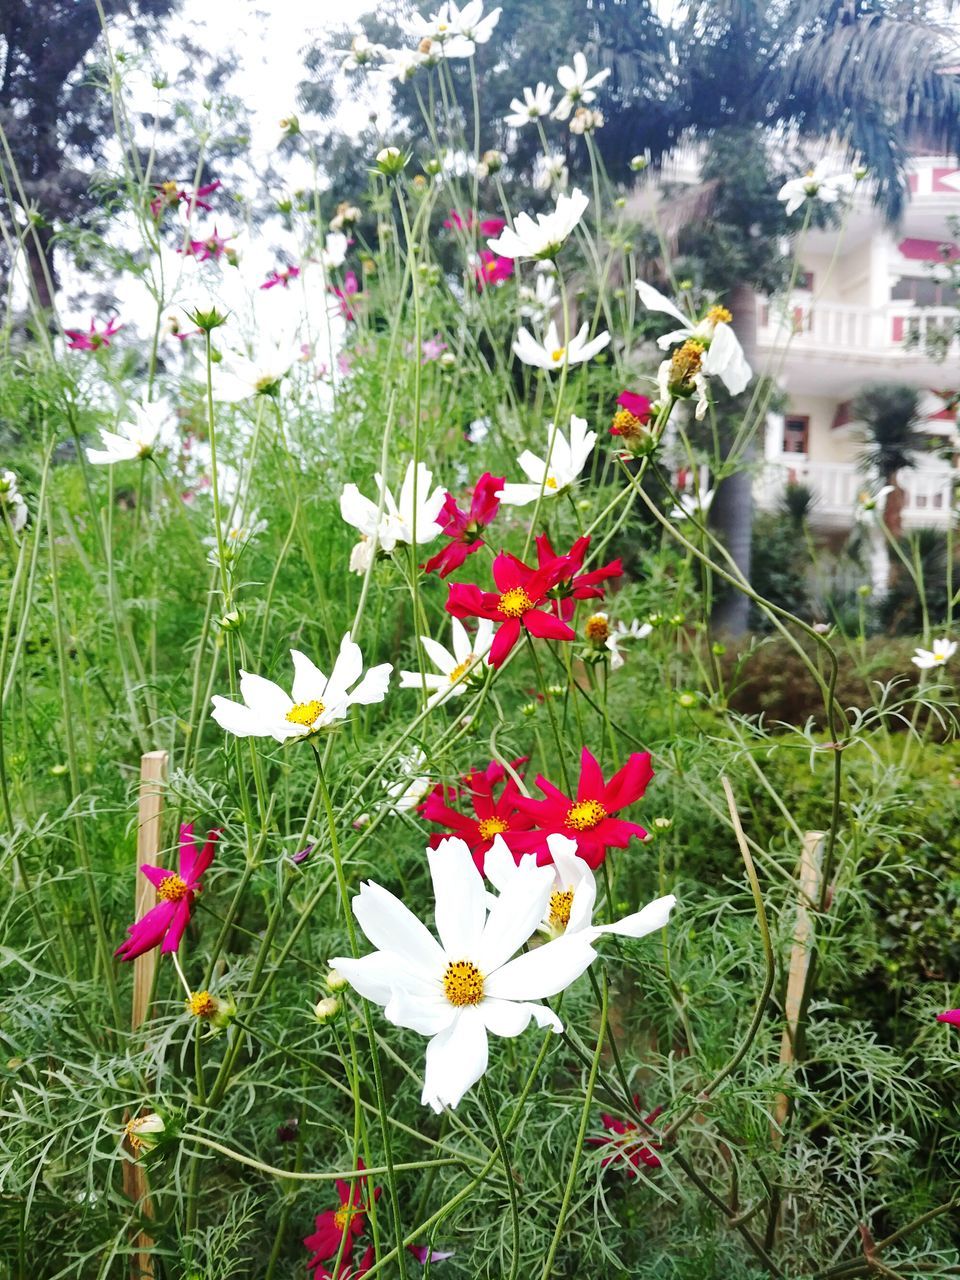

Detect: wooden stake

[122,750,168,1280]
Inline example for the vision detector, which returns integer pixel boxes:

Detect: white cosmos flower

[518,270,558,321]
[854,484,895,524]
[778,160,857,217]
[203,505,267,564]
[487,188,589,260]
[380,47,426,82]
[500,414,596,506]
[382,749,432,812]
[448,0,501,44]
[339,33,387,70]
[329,835,597,1112]
[408,5,475,57]
[606,618,653,671]
[86,399,177,465]
[320,233,348,270]
[513,319,610,372]
[212,336,301,402]
[533,152,569,192]
[210,633,392,742]
[553,51,610,121]
[399,617,494,708]
[485,833,677,942]
[0,469,27,532]
[636,281,752,398]
[912,638,957,670]
[504,83,554,127]
[670,488,715,522]
[340,460,446,559]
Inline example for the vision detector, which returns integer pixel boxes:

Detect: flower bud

[375,146,407,177]
[325,968,348,992]
[481,149,504,174]
[313,996,340,1023]
[124,1112,167,1156]
[629,154,648,172]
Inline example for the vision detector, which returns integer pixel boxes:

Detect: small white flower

[383,749,432,812]
[86,399,177,465]
[485,833,676,942]
[855,484,895,523]
[340,460,446,556]
[533,152,569,192]
[213,336,300,402]
[513,318,610,371]
[399,617,494,708]
[606,618,653,671]
[569,106,604,135]
[670,488,715,522]
[500,414,597,506]
[504,83,554,127]
[636,281,752,398]
[778,160,857,217]
[448,0,501,45]
[487,188,589,260]
[408,3,477,57]
[203,506,267,564]
[321,232,348,270]
[518,271,558,321]
[210,634,392,742]
[339,33,387,70]
[553,51,610,121]
[0,470,27,533]
[349,535,375,576]
[380,47,426,82]
[912,638,957,670]
[329,836,597,1112]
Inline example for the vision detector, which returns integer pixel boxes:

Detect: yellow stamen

[477,816,508,840]
[157,873,188,902]
[550,347,566,363]
[285,699,325,728]
[669,339,705,390]
[549,887,575,931]
[498,587,532,618]
[707,305,732,325]
[334,1205,356,1231]
[566,798,608,831]
[443,959,485,1007]
[545,477,558,490]
[611,408,646,440]
[585,614,610,643]
[186,990,217,1019]
[449,656,475,683]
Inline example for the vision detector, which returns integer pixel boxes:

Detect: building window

[783,415,809,455]
[796,270,815,292]
[890,276,960,307]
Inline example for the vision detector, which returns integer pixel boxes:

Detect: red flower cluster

[331,271,361,321]
[587,1100,664,1177]
[536,533,622,620]
[423,472,504,578]
[304,1161,381,1279]
[422,749,653,870]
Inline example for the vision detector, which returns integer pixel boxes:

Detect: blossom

[475,250,514,288]
[485,832,676,941]
[499,415,596,506]
[854,484,895,523]
[423,472,504,577]
[180,226,234,262]
[261,264,301,290]
[912,638,957,670]
[515,747,654,868]
[488,189,589,260]
[0,470,28,533]
[448,0,501,46]
[212,335,301,401]
[331,271,361,321]
[553,51,610,120]
[408,1246,455,1263]
[399,617,494,709]
[381,47,426,83]
[420,760,538,869]
[421,334,448,362]
[536,533,622,621]
[446,548,576,667]
[518,270,558,321]
[65,317,122,351]
[778,160,857,217]
[115,824,220,960]
[569,106,604,135]
[610,390,655,449]
[86,399,177,465]
[504,83,554,126]
[443,209,506,237]
[605,618,653,670]
[150,178,221,220]
[321,232,349,270]
[670,488,715,522]
[340,460,446,561]
[636,281,752,402]
[410,1,501,56]
[310,1246,375,1280]
[513,319,610,371]
[383,749,432,812]
[303,1162,381,1267]
[533,152,569,192]
[210,634,392,742]
[203,505,267,565]
[330,202,362,232]
[339,33,387,70]
[937,1009,960,1026]
[329,836,597,1112]
[587,1101,665,1177]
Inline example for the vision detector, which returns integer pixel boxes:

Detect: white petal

[323,631,364,705]
[481,997,562,1037]
[210,695,270,738]
[590,894,676,941]
[483,834,519,895]
[290,649,328,703]
[635,281,691,327]
[352,881,446,974]
[516,449,548,485]
[429,838,487,958]
[486,935,596,1001]
[340,484,380,536]
[477,861,554,972]
[421,1008,488,1111]
[498,481,542,507]
[421,636,457,675]
[237,670,293,718]
[328,951,406,1006]
[384,987,457,1036]
[343,662,392,707]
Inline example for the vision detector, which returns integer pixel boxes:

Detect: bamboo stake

[122,750,168,1280]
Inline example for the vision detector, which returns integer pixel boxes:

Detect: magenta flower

[937,1009,960,1026]
[443,209,506,237]
[65,317,123,351]
[180,226,234,262]
[421,334,447,362]
[261,265,301,290]
[475,250,514,289]
[423,472,504,578]
[331,271,360,320]
[115,824,221,961]
[150,178,221,220]
[408,1245,454,1264]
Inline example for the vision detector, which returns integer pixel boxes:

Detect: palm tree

[853,382,925,539]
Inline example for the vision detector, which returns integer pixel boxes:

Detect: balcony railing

[756,459,956,529]
[756,299,959,360]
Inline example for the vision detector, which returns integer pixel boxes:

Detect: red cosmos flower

[443,209,506,237]
[536,533,622,622]
[446,549,575,667]
[476,251,514,289]
[937,1009,960,1026]
[150,178,221,220]
[515,747,653,868]
[65,317,123,351]
[262,265,301,290]
[587,1101,664,1178]
[611,390,653,436]
[303,1162,381,1266]
[331,271,360,321]
[115,824,221,960]
[180,226,233,262]
[420,759,539,871]
[310,1245,374,1280]
[423,472,504,578]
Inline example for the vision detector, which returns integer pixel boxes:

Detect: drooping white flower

[86,399,177,465]
[485,833,677,942]
[553,51,610,121]
[340,460,446,563]
[0,469,27,532]
[533,152,569,193]
[382,749,432,812]
[329,836,597,1112]
[637,281,752,400]
[518,270,558,321]
[670,488,715,522]
[487,189,589,260]
[339,33,387,71]
[210,634,392,742]
[399,617,494,708]
[778,160,857,217]
[380,47,426,83]
[500,414,596,506]
[569,106,604,135]
[513,319,610,372]
[504,83,554,127]
[912,638,957,670]
[854,484,895,524]
[605,618,653,670]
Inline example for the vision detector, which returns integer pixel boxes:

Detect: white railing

[756,299,959,360]
[756,459,956,529]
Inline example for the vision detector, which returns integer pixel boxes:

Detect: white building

[756,154,959,533]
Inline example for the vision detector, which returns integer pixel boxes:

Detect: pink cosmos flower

[587,1100,664,1177]
[331,271,360,320]
[150,178,221,220]
[303,1162,381,1266]
[421,334,447,362]
[261,265,301,290]
[536,533,622,621]
[408,1246,454,1264]
[443,209,506,237]
[65,317,123,351]
[476,250,515,289]
[423,472,504,578]
[937,1009,960,1026]
[180,226,233,262]
[114,824,221,960]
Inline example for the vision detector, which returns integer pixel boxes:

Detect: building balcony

[757,298,959,365]
[756,459,956,532]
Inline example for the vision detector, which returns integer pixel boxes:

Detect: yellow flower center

[449,656,475,683]
[285,699,325,728]
[498,587,532,618]
[707,305,732,325]
[157,873,188,902]
[334,1205,356,1232]
[611,408,645,440]
[545,476,558,489]
[669,339,705,389]
[255,374,278,393]
[550,347,566,363]
[443,959,485,1007]
[566,799,608,831]
[162,180,179,197]
[549,887,575,931]
[477,816,508,840]
[186,991,217,1019]
[418,36,434,53]
[585,614,610,643]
